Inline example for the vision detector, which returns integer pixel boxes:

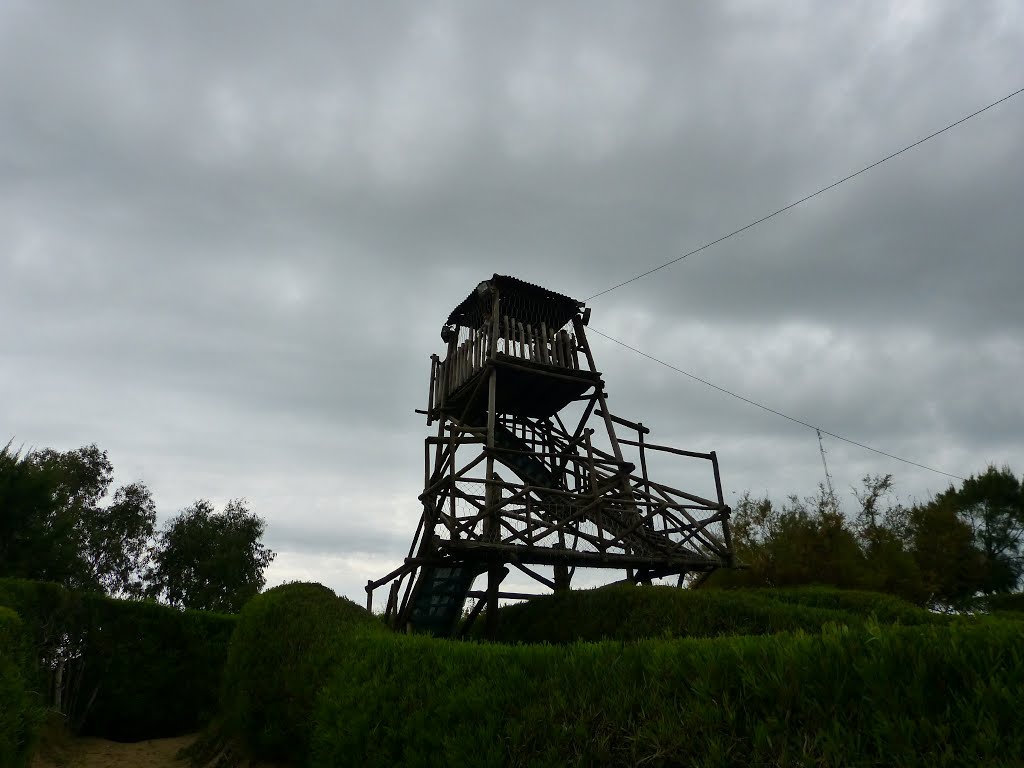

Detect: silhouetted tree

[905,497,989,609]
[146,498,276,613]
[0,442,156,595]
[934,465,1023,593]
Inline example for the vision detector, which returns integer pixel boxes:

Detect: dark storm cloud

[2,1,1022,598]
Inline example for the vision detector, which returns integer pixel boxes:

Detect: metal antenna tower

[816,428,836,502]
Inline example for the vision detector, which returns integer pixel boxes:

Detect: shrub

[311,620,1024,767]
[479,584,936,644]
[220,581,383,764]
[0,607,43,768]
[987,592,1024,614]
[0,577,235,741]
[76,597,236,741]
[748,585,943,625]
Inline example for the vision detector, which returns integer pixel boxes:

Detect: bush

[0,607,43,768]
[220,581,383,764]
[311,620,1024,767]
[987,592,1024,614]
[76,597,236,741]
[0,577,236,741]
[479,584,940,644]
[748,585,943,625]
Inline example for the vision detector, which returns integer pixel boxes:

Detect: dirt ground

[31,734,197,768]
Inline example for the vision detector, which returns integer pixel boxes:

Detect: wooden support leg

[553,561,571,592]
[486,563,501,638]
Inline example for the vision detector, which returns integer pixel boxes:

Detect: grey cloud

[2,1,1022,585]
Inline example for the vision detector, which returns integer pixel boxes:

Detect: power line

[586,86,1024,302]
[587,326,965,481]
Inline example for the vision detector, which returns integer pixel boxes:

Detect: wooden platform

[442,353,598,420]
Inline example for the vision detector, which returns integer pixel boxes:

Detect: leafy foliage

[220,581,383,764]
[0,578,235,741]
[0,443,156,596]
[145,498,275,613]
[310,619,1024,768]
[710,468,1024,610]
[934,465,1024,593]
[474,584,941,644]
[0,607,43,768]
[2,443,275,609]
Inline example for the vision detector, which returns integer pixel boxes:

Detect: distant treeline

[0,442,275,613]
[707,466,1024,610]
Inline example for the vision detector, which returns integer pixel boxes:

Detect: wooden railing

[430,317,582,409]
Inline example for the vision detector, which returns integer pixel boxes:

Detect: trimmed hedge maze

[0,606,42,768]
[6,577,1022,766]
[220,581,384,764]
[474,583,943,644]
[219,582,1024,767]
[0,578,235,742]
[311,619,1024,768]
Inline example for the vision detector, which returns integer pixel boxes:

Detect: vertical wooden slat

[561,331,572,369]
[427,354,438,425]
[539,322,550,364]
[470,327,477,374]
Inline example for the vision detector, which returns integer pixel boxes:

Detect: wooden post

[484,286,502,638]
[427,354,439,425]
[712,451,734,566]
[639,423,653,528]
[573,316,626,464]
[554,529,570,591]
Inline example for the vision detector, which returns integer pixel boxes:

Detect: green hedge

[220,581,384,764]
[987,593,1024,614]
[311,620,1024,768]
[0,578,236,741]
[480,584,941,644]
[77,597,236,740]
[0,607,43,768]
[748,585,944,625]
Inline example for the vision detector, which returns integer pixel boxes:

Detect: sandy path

[32,734,196,768]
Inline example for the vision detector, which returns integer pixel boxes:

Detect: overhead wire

[587,325,966,481]
[579,88,1023,481]
[585,86,1024,302]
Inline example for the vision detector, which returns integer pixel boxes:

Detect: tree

[934,465,1024,593]
[905,497,988,610]
[86,482,157,597]
[146,498,276,613]
[0,442,156,595]
[0,442,80,585]
[766,486,866,588]
[711,485,866,589]
[845,474,926,603]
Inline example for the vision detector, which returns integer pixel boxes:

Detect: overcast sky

[3,2,1022,603]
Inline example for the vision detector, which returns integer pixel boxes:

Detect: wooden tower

[366,275,734,636]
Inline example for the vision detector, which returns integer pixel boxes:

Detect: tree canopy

[0,443,156,595]
[710,465,1023,609]
[145,498,276,613]
[1,442,275,612]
